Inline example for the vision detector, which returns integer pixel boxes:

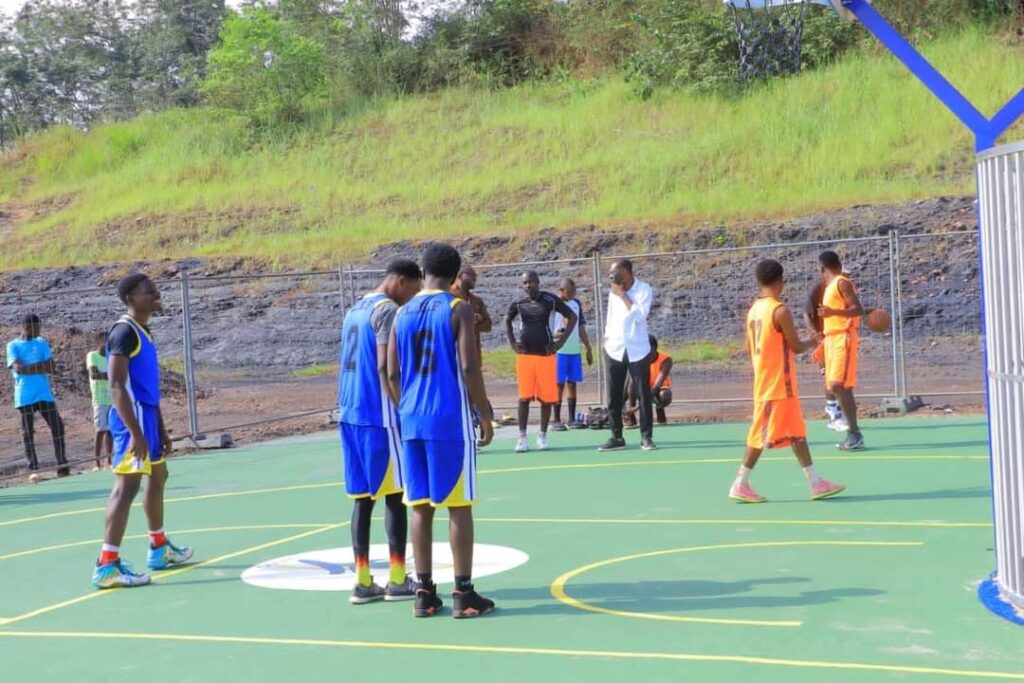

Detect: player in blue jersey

[338,258,423,605]
[92,274,193,589]
[387,243,495,619]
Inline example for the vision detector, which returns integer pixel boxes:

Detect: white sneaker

[536,434,549,451]
[515,437,529,453]
[828,417,850,432]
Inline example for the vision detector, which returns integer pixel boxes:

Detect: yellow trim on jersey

[371,460,403,500]
[111,453,152,476]
[404,497,432,507]
[435,472,474,508]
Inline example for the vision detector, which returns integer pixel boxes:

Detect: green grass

[290,363,338,379]
[1,26,1022,271]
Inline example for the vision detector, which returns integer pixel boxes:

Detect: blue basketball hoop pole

[839,0,1024,625]
[840,0,1023,152]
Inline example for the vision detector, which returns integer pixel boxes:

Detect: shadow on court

[489,577,885,617]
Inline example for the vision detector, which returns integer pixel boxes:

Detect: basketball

[867,308,892,333]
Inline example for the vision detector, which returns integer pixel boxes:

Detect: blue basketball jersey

[394,290,474,441]
[338,292,398,428]
[108,315,161,407]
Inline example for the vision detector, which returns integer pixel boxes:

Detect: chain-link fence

[0,229,983,477]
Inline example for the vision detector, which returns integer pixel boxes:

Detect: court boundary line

[0,454,988,529]
[550,540,923,628]
[0,629,1021,680]
[0,524,334,562]
[0,523,346,628]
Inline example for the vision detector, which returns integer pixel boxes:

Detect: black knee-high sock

[351,498,374,558]
[567,397,577,423]
[384,493,408,563]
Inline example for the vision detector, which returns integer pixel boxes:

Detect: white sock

[735,466,752,486]
[102,543,119,553]
[803,465,821,485]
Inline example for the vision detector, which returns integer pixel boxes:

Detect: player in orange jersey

[817,251,865,451]
[729,259,846,503]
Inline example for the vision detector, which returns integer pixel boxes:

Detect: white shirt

[603,278,653,362]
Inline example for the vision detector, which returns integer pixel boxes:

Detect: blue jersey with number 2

[394,290,473,441]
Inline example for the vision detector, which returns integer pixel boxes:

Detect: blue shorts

[110,403,164,476]
[557,354,584,384]
[403,439,476,508]
[340,423,404,499]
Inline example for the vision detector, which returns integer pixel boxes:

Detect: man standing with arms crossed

[505,271,576,453]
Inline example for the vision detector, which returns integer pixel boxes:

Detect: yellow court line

[0,482,342,529]
[0,630,1021,680]
[551,541,923,628]
[475,516,990,529]
[0,524,335,562]
[0,523,346,628]
[0,453,987,529]
[479,454,987,475]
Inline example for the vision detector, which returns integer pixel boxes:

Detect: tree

[201,7,327,125]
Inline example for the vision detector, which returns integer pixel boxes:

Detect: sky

[0,0,245,17]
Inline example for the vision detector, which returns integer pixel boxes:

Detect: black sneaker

[414,585,443,618]
[570,421,588,430]
[640,438,657,451]
[385,575,418,602]
[349,581,386,605]
[837,432,865,451]
[597,437,627,452]
[452,586,495,619]
[551,422,568,432]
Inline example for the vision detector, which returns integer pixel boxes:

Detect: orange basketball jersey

[822,275,861,335]
[747,296,798,401]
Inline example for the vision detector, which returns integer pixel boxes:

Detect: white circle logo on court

[241,543,529,591]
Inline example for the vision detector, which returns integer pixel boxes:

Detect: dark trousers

[18,401,67,471]
[606,351,653,440]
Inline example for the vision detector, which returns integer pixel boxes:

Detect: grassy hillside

[1,26,1021,271]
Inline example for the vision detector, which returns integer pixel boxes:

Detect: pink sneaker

[810,478,846,500]
[729,482,766,503]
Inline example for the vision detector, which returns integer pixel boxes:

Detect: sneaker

[836,432,865,451]
[452,586,496,619]
[514,437,529,453]
[414,586,444,618]
[147,540,194,570]
[92,559,151,589]
[640,438,657,451]
[551,422,568,432]
[597,437,627,452]
[729,482,767,504]
[827,417,850,432]
[810,478,846,500]
[350,581,386,605]
[656,407,668,425]
[385,576,418,602]
[536,434,550,451]
[570,421,588,430]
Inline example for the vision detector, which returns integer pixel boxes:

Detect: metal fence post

[894,230,908,397]
[591,251,606,407]
[179,271,201,441]
[338,263,346,310]
[887,230,901,397]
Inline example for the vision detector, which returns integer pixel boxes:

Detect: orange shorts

[824,332,858,389]
[811,344,824,366]
[747,397,807,450]
[516,354,558,403]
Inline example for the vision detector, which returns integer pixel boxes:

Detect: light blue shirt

[6,337,56,408]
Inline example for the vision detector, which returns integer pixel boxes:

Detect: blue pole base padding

[978,572,1024,626]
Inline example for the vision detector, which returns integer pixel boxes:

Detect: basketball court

[1,416,1021,681]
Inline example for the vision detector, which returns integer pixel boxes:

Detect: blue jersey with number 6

[394,289,473,441]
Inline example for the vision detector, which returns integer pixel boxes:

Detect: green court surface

[1,417,1021,682]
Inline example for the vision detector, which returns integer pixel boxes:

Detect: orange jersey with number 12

[747,296,798,401]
